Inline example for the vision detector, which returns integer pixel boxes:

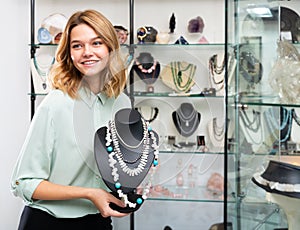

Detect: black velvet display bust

[172,102,201,137]
[94,108,158,213]
[252,160,300,199]
[132,52,160,86]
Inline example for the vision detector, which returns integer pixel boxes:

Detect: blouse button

[15,181,19,185]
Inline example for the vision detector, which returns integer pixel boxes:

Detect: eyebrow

[70,36,102,44]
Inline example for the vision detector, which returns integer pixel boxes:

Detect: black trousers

[18,206,112,230]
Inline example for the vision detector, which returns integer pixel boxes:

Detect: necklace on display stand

[208,53,225,95]
[264,107,292,145]
[135,106,159,123]
[170,61,196,93]
[172,103,201,147]
[30,54,55,94]
[172,103,200,137]
[133,53,160,93]
[239,108,264,149]
[207,117,224,148]
[102,116,159,210]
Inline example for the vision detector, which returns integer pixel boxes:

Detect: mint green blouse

[10,88,131,218]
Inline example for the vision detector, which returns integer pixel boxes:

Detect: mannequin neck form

[114,108,144,147]
[267,193,300,230]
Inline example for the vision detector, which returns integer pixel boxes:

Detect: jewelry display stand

[172,102,200,137]
[207,117,225,149]
[208,53,225,96]
[160,61,196,93]
[252,160,300,229]
[94,108,159,213]
[30,54,55,94]
[132,52,160,93]
[172,102,200,146]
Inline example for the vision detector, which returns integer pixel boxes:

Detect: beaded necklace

[170,61,196,92]
[135,60,157,73]
[105,119,159,208]
[208,54,225,92]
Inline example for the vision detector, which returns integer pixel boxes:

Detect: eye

[72,43,82,49]
[93,39,103,46]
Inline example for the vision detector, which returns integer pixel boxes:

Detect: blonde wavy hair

[50,9,126,98]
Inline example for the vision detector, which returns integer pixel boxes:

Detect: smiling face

[70,23,110,87]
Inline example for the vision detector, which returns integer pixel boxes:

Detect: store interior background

[1,0,224,228]
[1,0,299,229]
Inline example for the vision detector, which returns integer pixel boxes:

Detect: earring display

[94,108,159,213]
[172,102,201,138]
[30,54,55,94]
[160,61,196,93]
[132,52,160,92]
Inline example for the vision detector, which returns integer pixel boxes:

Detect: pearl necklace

[135,60,157,73]
[105,120,159,208]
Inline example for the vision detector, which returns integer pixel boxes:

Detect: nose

[83,44,93,57]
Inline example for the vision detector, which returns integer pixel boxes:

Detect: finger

[110,196,126,208]
[110,210,131,218]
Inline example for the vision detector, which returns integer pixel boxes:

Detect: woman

[11,9,131,229]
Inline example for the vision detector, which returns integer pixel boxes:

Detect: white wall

[0,1,30,229]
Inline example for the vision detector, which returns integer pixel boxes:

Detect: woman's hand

[32,181,130,218]
[87,188,130,218]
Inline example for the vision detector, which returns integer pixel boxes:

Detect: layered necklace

[170,61,196,92]
[239,109,263,145]
[105,119,159,208]
[208,117,224,148]
[264,107,292,143]
[174,106,200,137]
[208,54,225,93]
[31,55,55,90]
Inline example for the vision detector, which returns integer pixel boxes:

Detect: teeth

[83,61,96,64]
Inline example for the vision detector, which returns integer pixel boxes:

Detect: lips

[81,60,99,65]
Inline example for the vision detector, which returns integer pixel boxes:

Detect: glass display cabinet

[30,0,300,229]
[227,0,300,229]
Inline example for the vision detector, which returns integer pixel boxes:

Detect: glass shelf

[147,185,227,203]
[133,92,224,98]
[159,149,225,155]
